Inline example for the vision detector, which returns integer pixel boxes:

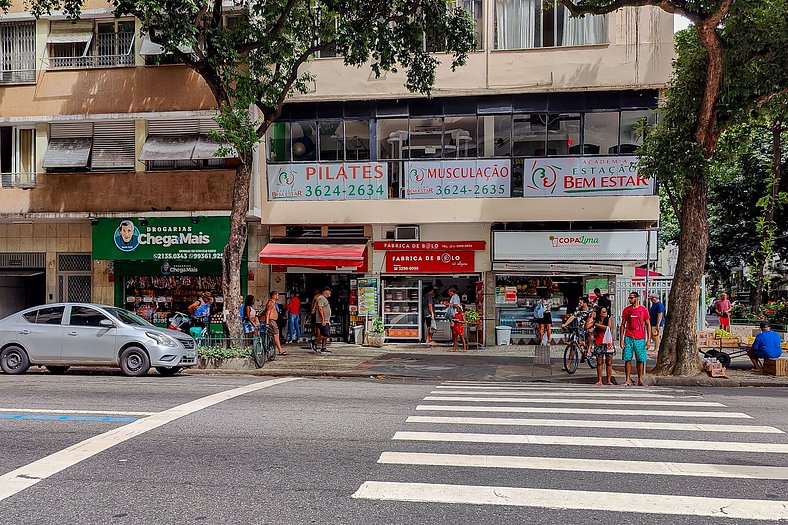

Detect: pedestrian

[312,286,333,354]
[593,306,615,386]
[264,291,288,356]
[310,288,321,339]
[619,292,651,386]
[286,292,301,343]
[714,293,732,331]
[594,287,611,311]
[536,289,552,346]
[187,292,213,329]
[747,322,784,370]
[240,294,258,346]
[422,285,436,344]
[648,293,665,357]
[445,287,466,352]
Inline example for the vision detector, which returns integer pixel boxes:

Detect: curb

[184,368,381,378]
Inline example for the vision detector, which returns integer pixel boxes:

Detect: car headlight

[146,331,178,347]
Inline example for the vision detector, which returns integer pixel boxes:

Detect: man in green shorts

[619,292,651,386]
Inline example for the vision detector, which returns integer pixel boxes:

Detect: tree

[561,0,788,375]
[6,0,476,338]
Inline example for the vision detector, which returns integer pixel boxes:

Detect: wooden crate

[718,336,741,348]
[763,358,788,377]
[697,332,717,348]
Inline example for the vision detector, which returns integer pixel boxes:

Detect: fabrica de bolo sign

[92,217,230,261]
[524,156,654,197]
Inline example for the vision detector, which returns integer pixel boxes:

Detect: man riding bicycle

[561,296,593,359]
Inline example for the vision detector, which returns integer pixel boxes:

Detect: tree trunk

[654,176,708,376]
[222,153,253,341]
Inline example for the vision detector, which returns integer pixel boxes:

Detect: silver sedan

[0,303,197,377]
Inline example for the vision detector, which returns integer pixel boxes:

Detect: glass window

[443,116,477,158]
[17,128,35,173]
[377,119,409,159]
[619,110,657,153]
[512,114,547,156]
[267,122,290,162]
[318,119,343,161]
[291,120,317,161]
[409,118,444,159]
[69,306,109,327]
[344,119,371,160]
[547,113,580,156]
[478,115,512,157]
[35,306,65,325]
[459,0,484,49]
[495,0,606,49]
[22,310,37,323]
[582,112,619,155]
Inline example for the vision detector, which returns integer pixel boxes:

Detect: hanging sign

[524,156,653,197]
[404,159,511,199]
[267,162,388,201]
[373,241,486,251]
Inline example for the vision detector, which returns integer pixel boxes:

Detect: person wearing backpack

[619,292,651,386]
[534,289,552,346]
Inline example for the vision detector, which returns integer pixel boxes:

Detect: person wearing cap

[312,286,333,354]
[188,291,213,328]
[648,293,665,356]
[748,322,784,370]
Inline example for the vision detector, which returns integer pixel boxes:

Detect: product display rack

[381,282,422,340]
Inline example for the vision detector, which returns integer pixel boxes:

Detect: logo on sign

[549,235,600,247]
[409,168,425,184]
[527,161,559,194]
[275,168,296,188]
[114,220,140,252]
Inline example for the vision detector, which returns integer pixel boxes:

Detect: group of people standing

[422,286,467,352]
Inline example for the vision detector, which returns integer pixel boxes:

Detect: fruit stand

[697,329,747,368]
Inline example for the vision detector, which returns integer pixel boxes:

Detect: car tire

[45,366,70,375]
[1,345,30,374]
[119,346,150,377]
[155,366,182,376]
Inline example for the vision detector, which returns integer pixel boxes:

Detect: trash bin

[495,325,512,346]
[353,324,365,345]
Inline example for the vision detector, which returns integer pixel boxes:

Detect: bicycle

[251,325,277,368]
[563,325,596,374]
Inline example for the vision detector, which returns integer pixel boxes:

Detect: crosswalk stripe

[393,431,788,453]
[443,381,680,390]
[432,389,676,398]
[352,481,788,520]
[435,385,675,393]
[405,415,782,434]
[415,404,751,418]
[424,396,724,407]
[378,451,788,479]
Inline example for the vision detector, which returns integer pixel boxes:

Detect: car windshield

[106,308,153,327]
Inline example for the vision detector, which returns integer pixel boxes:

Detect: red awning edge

[259,243,368,269]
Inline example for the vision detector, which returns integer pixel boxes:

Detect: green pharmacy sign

[92,217,230,261]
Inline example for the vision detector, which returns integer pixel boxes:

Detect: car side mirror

[99,319,115,328]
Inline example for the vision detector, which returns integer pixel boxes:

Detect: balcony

[1,172,36,189]
[48,32,135,70]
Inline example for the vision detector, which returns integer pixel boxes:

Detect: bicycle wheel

[587,347,598,368]
[264,333,276,362]
[251,335,266,368]
[563,343,579,374]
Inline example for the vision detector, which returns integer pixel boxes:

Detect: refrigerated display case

[382,280,422,340]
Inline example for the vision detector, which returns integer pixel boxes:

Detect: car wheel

[119,346,150,377]
[45,366,70,375]
[155,366,182,376]
[1,345,30,374]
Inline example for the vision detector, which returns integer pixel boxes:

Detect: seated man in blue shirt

[748,322,784,370]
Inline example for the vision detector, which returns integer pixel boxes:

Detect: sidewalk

[188,341,788,387]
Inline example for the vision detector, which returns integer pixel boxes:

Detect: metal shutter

[147,119,200,135]
[91,120,135,170]
[50,122,93,138]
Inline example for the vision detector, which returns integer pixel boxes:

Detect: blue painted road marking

[0,414,139,423]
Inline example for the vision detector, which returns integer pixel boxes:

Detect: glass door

[382,277,421,340]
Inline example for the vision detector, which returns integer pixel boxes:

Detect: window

[512,114,547,156]
[618,110,657,153]
[319,120,343,161]
[69,306,109,327]
[22,311,37,323]
[377,119,409,160]
[34,306,66,325]
[44,121,136,172]
[582,112,619,155]
[291,121,317,161]
[142,119,235,170]
[267,122,291,162]
[426,0,484,52]
[48,19,135,69]
[96,20,135,66]
[494,0,606,49]
[343,120,371,161]
[547,113,580,156]
[443,116,477,158]
[0,21,36,83]
[478,115,512,157]
[0,126,36,188]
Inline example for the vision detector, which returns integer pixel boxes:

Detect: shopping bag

[602,327,613,344]
[429,318,437,334]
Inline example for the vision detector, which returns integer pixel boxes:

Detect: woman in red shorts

[446,287,467,353]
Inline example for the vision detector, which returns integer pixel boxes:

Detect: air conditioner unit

[395,225,419,241]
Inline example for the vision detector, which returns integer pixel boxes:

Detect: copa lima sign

[493,230,658,262]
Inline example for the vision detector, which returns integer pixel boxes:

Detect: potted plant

[367,317,385,347]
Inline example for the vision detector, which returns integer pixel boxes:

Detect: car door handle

[18,330,29,335]
[67,331,78,336]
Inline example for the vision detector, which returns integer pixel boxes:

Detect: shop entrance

[285,273,359,342]
[0,253,46,318]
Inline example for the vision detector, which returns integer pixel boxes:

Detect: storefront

[259,242,369,342]
[374,241,486,342]
[92,216,240,329]
[492,230,656,344]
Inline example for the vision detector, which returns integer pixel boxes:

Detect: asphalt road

[1,373,787,524]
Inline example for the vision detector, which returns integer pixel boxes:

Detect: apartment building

[0,1,266,324]
[260,2,672,345]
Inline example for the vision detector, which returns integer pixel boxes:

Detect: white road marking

[352,481,788,520]
[393,431,788,453]
[432,389,675,398]
[415,405,751,419]
[405,415,782,433]
[0,377,298,502]
[378,451,788,479]
[0,408,155,417]
[442,381,680,390]
[435,385,675,393]
[424,396,724,407]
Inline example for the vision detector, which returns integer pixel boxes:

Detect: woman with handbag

[593,307,615,385]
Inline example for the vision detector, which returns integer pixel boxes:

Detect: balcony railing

[1,172,37,189]
[0,69,36,84]
[49,32,135,69]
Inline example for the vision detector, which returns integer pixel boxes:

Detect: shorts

[719,316,730,328]
[451,314,464,336]
[537,313,552,325]
[319,323,331,337]
[623,336,647,362]
[267,320,280,335]
[651,326,662,337]
[753,347,780,360]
